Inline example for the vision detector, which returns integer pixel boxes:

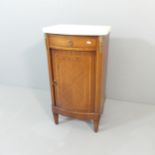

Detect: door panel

[52,50,95,113]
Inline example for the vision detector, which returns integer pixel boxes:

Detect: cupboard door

[52,50,95,113]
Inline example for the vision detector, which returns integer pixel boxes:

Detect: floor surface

[0,85,155,155]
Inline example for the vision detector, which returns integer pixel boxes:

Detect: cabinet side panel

[101,35,110,113]
[95,36,109,114]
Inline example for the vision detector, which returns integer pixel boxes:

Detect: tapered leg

[93,117,100,132]
[53,113,59,124]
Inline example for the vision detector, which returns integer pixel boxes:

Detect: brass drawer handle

[67,40,73,47]
[86,40,92,45]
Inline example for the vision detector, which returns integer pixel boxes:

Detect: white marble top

[43,24,111,36]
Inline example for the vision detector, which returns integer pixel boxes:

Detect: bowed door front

[52,50,95,113]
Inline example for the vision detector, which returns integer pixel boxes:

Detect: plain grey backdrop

[0,0,155,104]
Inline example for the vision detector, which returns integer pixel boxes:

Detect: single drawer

[47,35,97,51]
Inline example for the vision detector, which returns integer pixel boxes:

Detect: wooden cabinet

[43,25,111,132]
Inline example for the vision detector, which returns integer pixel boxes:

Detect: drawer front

[47,35,97,51]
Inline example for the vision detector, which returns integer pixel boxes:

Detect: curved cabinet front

[52,50,95,113]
